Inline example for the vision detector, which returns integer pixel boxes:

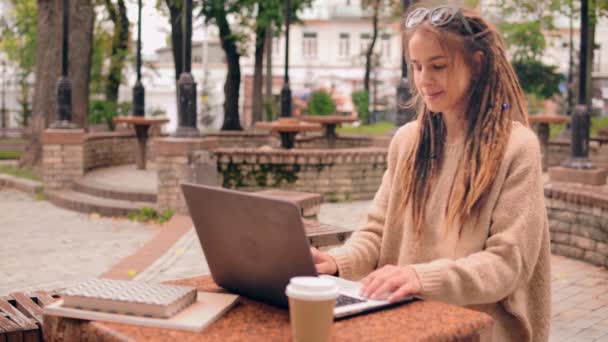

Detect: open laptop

[181,183,414,319]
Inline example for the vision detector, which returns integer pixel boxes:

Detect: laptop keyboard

[335,294,367,307]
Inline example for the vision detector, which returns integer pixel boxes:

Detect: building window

[339,33,350,57]
[381,34,391,59]
[303,32,318,59]
[360,33,372,55]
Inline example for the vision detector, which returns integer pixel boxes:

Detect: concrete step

[73,178,156,203]
[46,190,155,217]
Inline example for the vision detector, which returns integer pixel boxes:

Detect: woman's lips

[424,91,444,101]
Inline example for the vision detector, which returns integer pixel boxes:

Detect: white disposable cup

[285,277,339,342]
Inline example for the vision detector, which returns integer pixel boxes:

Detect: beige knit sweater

[328,121,552,342]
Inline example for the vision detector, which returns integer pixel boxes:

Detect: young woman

[311,5,551,341]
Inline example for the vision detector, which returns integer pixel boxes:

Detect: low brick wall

[156,134,388,214]
[83,131,162,171]
[212,148,387,201]
[295,135,391,149]
[545,139,605,169]
[42,130,86,190]
[546,182,608,268]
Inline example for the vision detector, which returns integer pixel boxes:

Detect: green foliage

[512,60,564,99]
[0,0,37,75]
[263,98,279,121]
[337,121,395,136]
[0,164,40,181]
[351,91,370,123]
[90,25,113,95]
[0,150,22,160]
[307,91,336,116]
[549,116,608,139]
[128,207,175,224]
[88,100,132,131]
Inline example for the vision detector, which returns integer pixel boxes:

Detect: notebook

[44,279,240,332]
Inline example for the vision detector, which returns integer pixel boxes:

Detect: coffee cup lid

[285,277,339,301]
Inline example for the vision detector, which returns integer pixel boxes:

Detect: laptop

[181,183,414,319]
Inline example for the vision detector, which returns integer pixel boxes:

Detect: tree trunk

[251,26,266,126]
[265,26,273,122]
[216,9,242,131]
[20,0,60,168]
[166,0,183,103]
[104,0,129,104]
[21,0,93,168]
[364,0,380,94]
[363,0,380,124]
[70,0,94,129]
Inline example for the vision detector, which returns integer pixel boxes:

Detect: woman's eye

[433,65,447,70]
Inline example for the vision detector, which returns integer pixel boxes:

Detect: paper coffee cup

[286,277,339,342]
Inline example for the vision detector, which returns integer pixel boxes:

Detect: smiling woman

[311,4,551,342]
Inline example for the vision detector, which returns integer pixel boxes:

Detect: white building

[123,0,402,131]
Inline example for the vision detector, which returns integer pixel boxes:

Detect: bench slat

[34,291,58,307]
[0,299,37,330]
[10,292,44,326]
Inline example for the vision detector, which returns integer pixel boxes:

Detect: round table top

[255,119,322,133]
[113,116,170,125]
[300,115,359,124]
[528,115,569,124]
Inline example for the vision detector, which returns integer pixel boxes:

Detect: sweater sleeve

[410,130,547,306]
[327,124,409,280]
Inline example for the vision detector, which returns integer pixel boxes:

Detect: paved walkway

[0,189,157,296]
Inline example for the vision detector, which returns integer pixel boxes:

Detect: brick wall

[83,132,160,171]
[545,139,604,169]
[212,148,387,203]
[295,135,390,149]
[545,182,608,268]
[42,130,86,190]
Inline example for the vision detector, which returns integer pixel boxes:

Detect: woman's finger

[369,277,403,300]
[387,283,416,303]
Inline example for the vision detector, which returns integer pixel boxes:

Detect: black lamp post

[1,58,6,130]
[50,0,76,129]
[279,0,294,148]
[133,0,144,116]
[562,0,593,169]
[175,0,198,137]
[395,0,415,126]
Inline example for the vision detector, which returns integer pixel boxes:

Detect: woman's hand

[361,265,421,303]
[310,247,338,275]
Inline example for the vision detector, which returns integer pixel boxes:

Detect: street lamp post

[395,0,415,126]
[279,0,293,148]
[133,0,145,116]
[1,59,6,130]
[175,0,199,137]
[562,0,593,169]
[50,0,76,129]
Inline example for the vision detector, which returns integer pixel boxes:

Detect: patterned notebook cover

[59,279,198,318]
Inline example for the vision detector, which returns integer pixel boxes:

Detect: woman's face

[408,30,473,116]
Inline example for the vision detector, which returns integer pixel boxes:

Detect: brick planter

[545,182,608,267]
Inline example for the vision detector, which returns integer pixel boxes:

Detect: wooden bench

[255,189,323,218]
[0,291,60,341]
[302,218,355,248]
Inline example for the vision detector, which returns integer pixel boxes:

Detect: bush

[88,100,132,131]
[512,60,563,99]
[307,90,336,116]
[351,90,370,123]
[128,207,174,224]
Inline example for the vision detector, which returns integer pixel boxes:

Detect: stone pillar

[155,137,219,214]
[42,129,85,190]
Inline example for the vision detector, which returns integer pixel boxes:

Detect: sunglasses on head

[405,6,474,36]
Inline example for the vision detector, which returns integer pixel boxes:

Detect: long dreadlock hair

[399,6,529,237]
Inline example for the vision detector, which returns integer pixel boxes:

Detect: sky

[125,1,207,57]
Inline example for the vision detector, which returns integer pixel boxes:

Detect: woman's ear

[472,51,484,78]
